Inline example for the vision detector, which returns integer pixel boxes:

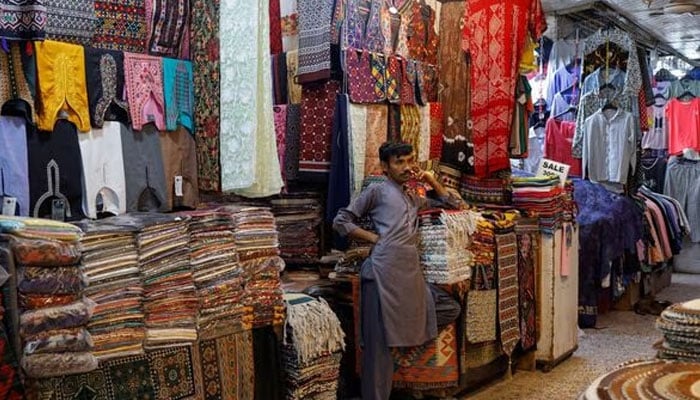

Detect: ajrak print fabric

[299,80,341,174]
[516,223,538,351]
[45,0,98,45]
[221,0,283,197]
[269,0,283,54]
[191,0,220,191]
[146,0,190,58]
[0,0,46,40]
[92,0,147,52]
[386,55,402,104]
[462,0,546,176]
[285,104,301,181]
[400,58,417,105]
[273,105,288,186]
[429,103,443,159]
[295,0,333,83]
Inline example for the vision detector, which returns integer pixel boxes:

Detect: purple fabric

[573,179,644,328]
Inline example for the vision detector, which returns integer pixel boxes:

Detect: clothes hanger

[553,105,577,120]
[678,91,695,101]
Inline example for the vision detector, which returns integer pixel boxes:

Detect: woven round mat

[582,359,700,400]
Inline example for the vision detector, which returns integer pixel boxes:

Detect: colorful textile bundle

[511,175,566,233]
[460,174,513,206]
[0,216,83,242]
[106,213,197,348]
[75,220,145,360]
[656,299,700,362]
[271,196,322,264]
[10,233,98,378]
[221,206,286,328]
[581,359,700,400]
[178,210,250,338]
[282,293,345,400]
[418,209,478,284]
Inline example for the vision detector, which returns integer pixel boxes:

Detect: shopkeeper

[333,142,461,400]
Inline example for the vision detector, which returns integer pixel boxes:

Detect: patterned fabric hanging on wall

[191,0,221,191]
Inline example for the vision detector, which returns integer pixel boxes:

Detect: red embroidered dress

[461,0,546,177]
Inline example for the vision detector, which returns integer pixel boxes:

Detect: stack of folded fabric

[221,206,286,328]
[656,299,700,362]
[179,210,250,337]
[76,220,145,360]
[418,209,478,284]
[270,195,322,264]
[334,247,370,275]
[107,213,198,348]
[282,293,345,400]
[460,174,512,206]
[2,217,98,378]
[511,176,565,233]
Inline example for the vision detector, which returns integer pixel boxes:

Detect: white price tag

[2,197,17,216]
[175,176,184,197]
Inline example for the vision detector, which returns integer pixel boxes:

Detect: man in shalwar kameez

[333,142,461,400]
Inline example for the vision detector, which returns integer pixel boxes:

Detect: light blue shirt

[582,109,636,190]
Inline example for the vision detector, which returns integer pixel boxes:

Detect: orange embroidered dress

[461,0,546,177]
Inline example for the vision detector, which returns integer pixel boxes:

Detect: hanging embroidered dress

[461,0,546,177]
[219,0,283,196]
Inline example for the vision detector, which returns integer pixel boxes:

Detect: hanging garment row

[0,0,190,57]
[0,40,198,222]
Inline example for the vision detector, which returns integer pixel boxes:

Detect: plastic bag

[20,299,96,337]
[18,266,83,294]
[23,328,93,354]
[19,293,80,310]
[12,238,81,266]
[21,352,98,378]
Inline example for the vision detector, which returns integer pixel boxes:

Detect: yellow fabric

[519,35,538,74]
[35,40,91,132]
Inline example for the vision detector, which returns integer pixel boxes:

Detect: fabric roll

[220,0,283,196]
[429,103,443,160]
[191,0,221,191]
[418,105,431,162]
[400,105,421,156]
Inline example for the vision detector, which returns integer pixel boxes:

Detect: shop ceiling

[541,0,700,65]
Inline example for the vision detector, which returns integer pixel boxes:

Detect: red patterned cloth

[406,0,439,65]
[400,58,416,105]
[299,80,341,173]
[346,48,383,104]
[386,55,401,104]
[639,88,649,132]
[269,0,283,54]
[462,0,546,177]
[429,103,444,159]
[273,105,287,187]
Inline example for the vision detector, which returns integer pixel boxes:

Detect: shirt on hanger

[666,98,700,155]
[544,119,582,176]
[545,65,579,111]
[549,92,576,121]
[582,108,636,188]
[642,102,668,150]
[581,67,626,96]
